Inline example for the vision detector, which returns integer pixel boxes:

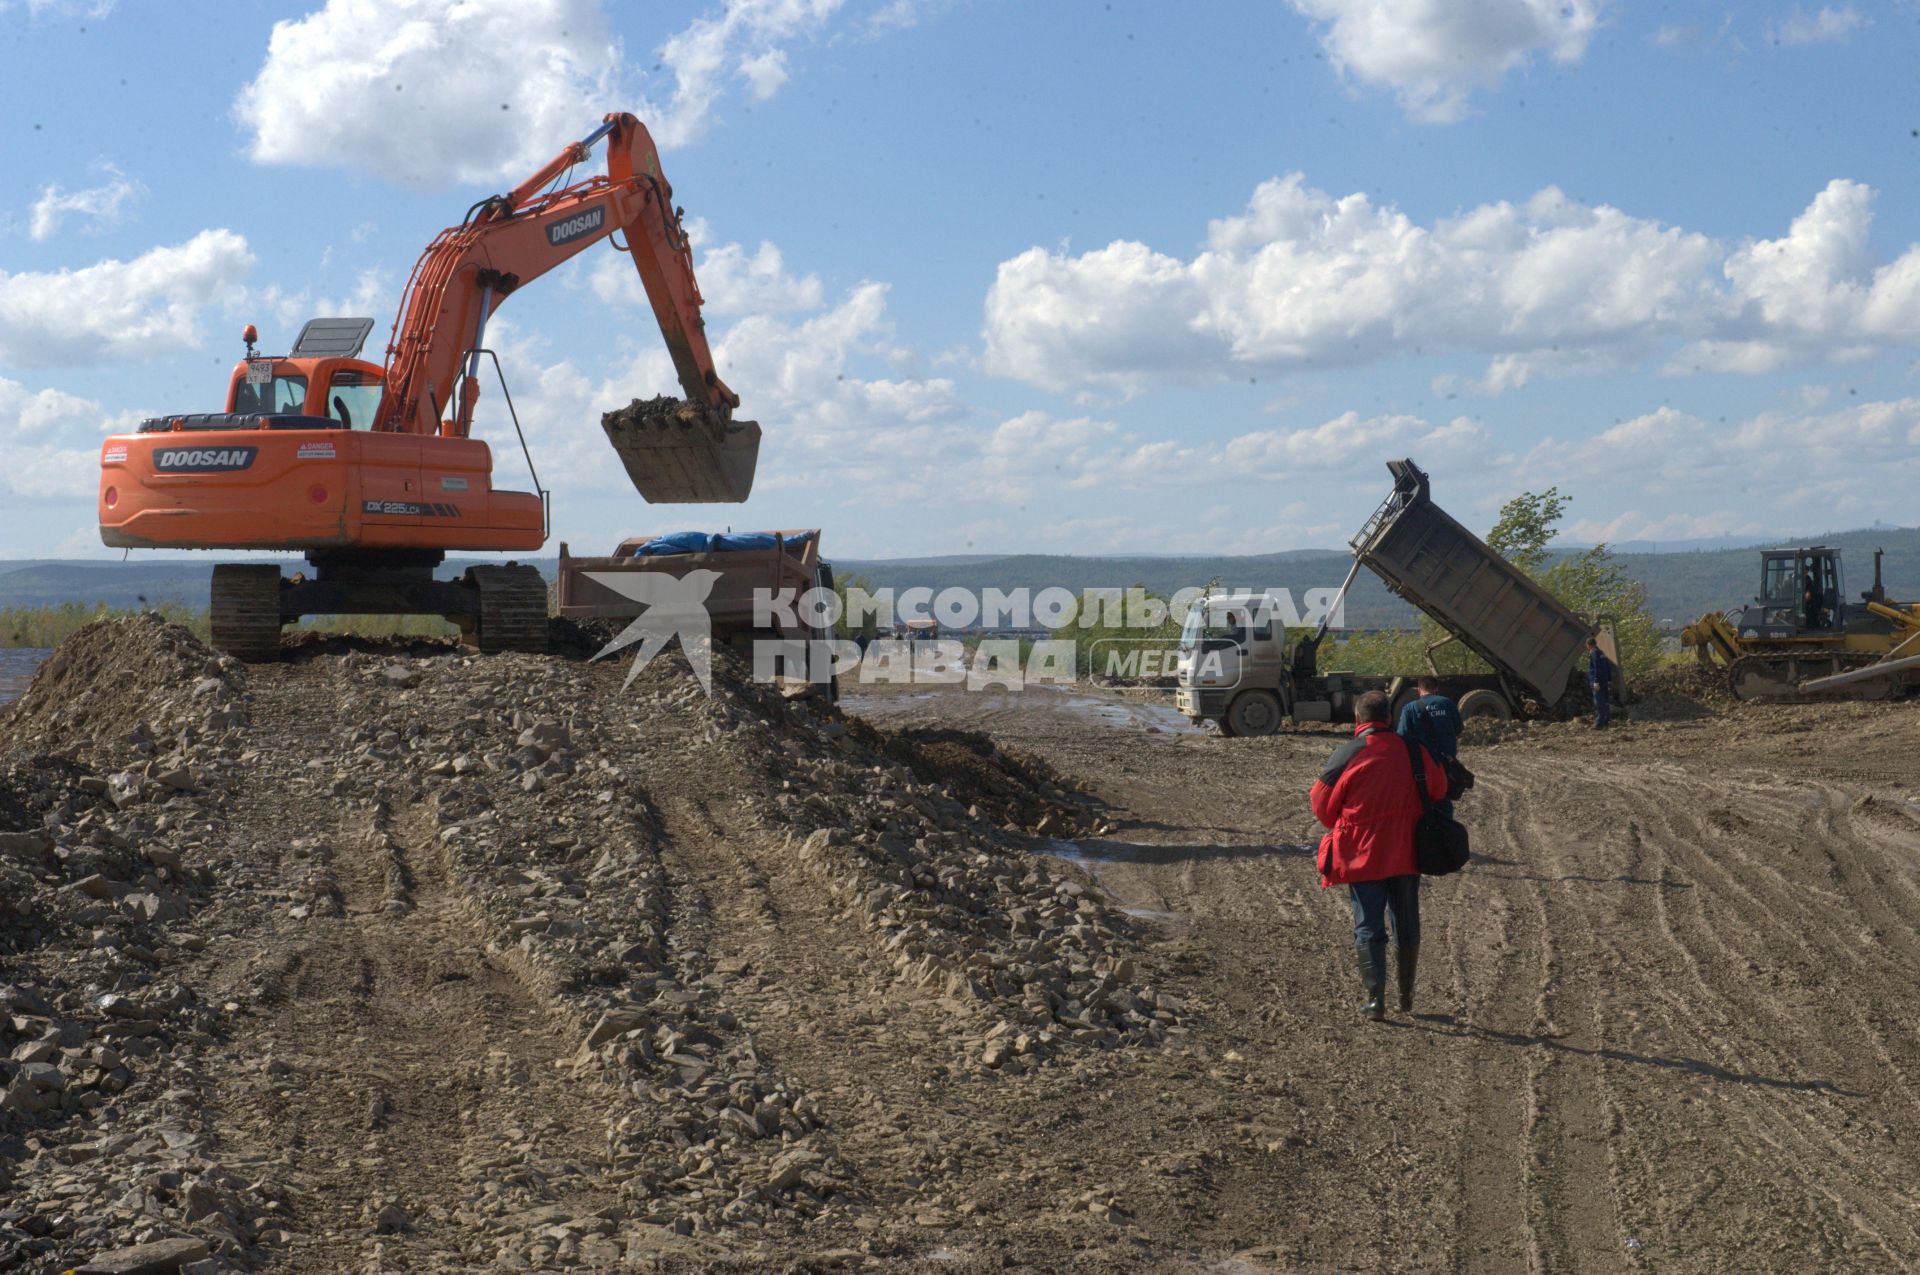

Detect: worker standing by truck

[1312,691,1450,1021]
[1587,636,1615,729]
[1396,677,1461,817]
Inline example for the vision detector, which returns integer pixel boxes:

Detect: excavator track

[1727,652,1895,703]
[209,564,286,663]
[466,564,549,655]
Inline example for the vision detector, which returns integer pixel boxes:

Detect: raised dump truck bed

[1351,459,1591,708]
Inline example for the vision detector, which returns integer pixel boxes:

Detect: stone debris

[0,612,1176,1269]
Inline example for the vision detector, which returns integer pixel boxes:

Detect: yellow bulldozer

[1681,546,1920,700]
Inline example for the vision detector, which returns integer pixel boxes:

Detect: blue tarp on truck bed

[624,530,817,557]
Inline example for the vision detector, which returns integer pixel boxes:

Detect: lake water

[0,648,51,705]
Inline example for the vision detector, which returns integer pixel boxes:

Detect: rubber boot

[1395,944,1419,1013]
[1358,944,1386,1021]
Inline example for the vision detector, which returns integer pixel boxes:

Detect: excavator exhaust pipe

[602,396,760,503]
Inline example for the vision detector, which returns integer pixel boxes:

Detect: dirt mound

[1630,660,1730,721]
[0,613,247,764]
[872,725,1096,835]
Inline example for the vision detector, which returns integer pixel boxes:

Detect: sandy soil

[6,623,1920,1272]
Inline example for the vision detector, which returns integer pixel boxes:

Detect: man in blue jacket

[1587,636,1615,728]
[1396,678,1460,817]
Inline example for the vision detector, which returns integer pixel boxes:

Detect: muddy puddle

[0,647,50,705]
[844,682,1204,734]
[1037,835,1312,926]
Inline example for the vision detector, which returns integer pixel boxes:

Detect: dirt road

[845,681,1920,1272]
[6,621,1920,1272]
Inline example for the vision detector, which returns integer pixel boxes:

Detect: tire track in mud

[190,666,619,1273]
[1480,764,1625,1275]
[1511,753,1920,1267]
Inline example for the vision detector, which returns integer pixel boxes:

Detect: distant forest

[4,525,1917,631]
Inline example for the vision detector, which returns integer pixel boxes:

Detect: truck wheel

[1225,690,1283,737]
[1457,688,1512,721]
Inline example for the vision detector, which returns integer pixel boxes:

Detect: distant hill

[0,558,558,611]
[8,524,1919,630]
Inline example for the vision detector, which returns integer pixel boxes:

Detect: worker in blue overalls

[1587,636,1614,728]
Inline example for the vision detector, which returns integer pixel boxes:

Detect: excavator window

[234,372,309,416]
[323,370,384,431]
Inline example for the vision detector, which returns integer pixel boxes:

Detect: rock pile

[1,615,248,767]
[1,617,265,1272]
[319,650,857,1239]
[675,651,1178,1068]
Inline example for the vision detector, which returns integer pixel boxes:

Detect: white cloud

[28,165,145,241]
[5,0,116,17]
[236,0,853,187]
[1769,5,1866,46]
[1288,0,1601,122]
[985,175,1920,396]
[237,0,626,190]
[0,377,108,502]
[651,0,844,146]
[0,377,100,442]
[249,268,393,335]
[736,48,790,99]
[0,230,253,368]
[1060,411,1490,493]
[1670,180,1920,373]
[587,222,823,316]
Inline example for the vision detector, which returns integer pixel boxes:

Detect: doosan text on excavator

[96,112,758,661]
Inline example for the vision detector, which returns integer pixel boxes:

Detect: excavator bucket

[602,396,760,503]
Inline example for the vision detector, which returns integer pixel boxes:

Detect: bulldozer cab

[1757,548,1843,634]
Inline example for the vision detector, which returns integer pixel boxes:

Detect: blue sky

[3,0,1918,561]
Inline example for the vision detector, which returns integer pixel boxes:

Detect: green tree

[1487,488,1661,680]
[1486,487,1569,574]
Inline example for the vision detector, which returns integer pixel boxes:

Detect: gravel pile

[323,650,857,1241]
[2,616,248,766]
[682,652,1178,1070]
[1,617,271,1272]
[867,724,1095,837]
[1629,660,1731,720]
[3,617,1177,1268]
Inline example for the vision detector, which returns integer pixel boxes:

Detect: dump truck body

[556,529,824,637]
[1351,459,1593,708]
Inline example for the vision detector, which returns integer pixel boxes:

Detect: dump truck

[1679,547,1920,700]
[1175,459,1616,735]
[555,529,837,697]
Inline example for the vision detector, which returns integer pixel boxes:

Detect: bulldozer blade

[602,396,759,503]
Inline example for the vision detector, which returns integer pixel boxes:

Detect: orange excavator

[97,112,760,660]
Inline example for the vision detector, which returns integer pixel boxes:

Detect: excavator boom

[377,112,758,502]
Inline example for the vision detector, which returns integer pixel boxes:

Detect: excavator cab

[226,317,385,426]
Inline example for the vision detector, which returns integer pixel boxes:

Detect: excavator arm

[375,112,758,502]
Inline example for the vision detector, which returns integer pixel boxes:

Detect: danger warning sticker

[296,442,337,460]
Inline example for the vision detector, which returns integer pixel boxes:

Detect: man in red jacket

[1312,690,1449,1021]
